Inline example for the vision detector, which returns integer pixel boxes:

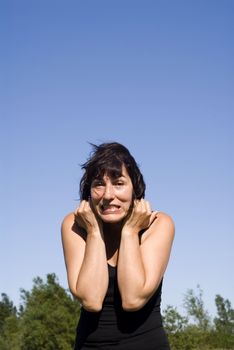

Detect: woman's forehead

[93,165,129,180]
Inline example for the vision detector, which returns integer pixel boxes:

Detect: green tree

[182,285,212,349]
[183,285,210,331]
[162,305,193,350]
[162,304,210,350]
[0,293,17,332]
[2,277,234,349]
[0,293,20,350]
[211,294,234,349]
[19,273,80,350]
[163,305,188,334]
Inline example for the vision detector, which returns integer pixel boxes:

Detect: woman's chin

[100,214,125,224]
[102,217,122,224]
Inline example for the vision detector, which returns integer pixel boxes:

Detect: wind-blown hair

[79,142,145,200]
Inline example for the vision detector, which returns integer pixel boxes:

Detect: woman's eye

[115,181,124,186]
[92,181,104,187]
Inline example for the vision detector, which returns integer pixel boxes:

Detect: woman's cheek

[91,188,102,199]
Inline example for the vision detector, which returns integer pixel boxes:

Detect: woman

[61,142,175,349]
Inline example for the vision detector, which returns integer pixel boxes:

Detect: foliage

[183,284,211,331]
[162,286,234,350]
[0,293,20,350]
[0,274,80,350]
[1,277,233,349]
[0,293,17,332]
[162,305,195,349]
[211,294,234,349]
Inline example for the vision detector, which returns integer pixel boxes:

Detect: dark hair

[79,142,145,200]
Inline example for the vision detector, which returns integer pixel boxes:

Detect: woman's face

[90,165,134,223]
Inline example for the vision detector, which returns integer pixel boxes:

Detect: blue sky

[1,0,233,318]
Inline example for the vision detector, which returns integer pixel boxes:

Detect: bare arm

[61,201,108,312]
[117,200,175,311]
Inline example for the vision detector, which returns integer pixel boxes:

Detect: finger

[138,199,147,213]
[134,199,142,213]
[145,200,151,214]
[74,204,81,216]
[74,201,86,218]
[83,200,90,210]
[141,199,146,212]
[134,199,140,207]
[79,200,86,211]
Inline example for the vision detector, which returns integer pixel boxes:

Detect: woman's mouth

[101,204,121,214]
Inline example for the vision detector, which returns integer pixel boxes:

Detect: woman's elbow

[82,300,103,312]
[70,288,103,312]
[75,296,103,312]
[122,298,146,312]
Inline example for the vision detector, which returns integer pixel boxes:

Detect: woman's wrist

[87,228,104,239]
[121,227,139,237]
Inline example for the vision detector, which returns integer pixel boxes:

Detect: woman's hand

[62,203,108,311]
[74,200,103,236]
[122,199,157,235]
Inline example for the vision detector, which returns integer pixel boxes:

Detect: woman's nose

[103,184,115,200]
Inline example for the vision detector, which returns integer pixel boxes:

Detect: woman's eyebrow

[112,174,124,179]
[92,178,104,183]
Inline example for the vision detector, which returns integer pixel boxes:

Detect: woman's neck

[103,221,122,235]
[103,222,122,261]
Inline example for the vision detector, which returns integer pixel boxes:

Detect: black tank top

[74,264,170,349]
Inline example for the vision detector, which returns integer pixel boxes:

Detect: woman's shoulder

[61,212,76,229]
[141,211,175,242]
[61,212,86,239]
[154,211,175,227]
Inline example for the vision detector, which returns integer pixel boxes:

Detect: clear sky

[1,0,233,318]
